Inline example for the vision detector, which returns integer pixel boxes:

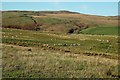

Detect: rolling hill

[2,10,118,35]
[2,11,119,78]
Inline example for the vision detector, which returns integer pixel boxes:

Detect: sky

[2,2,118,16]
[1,0,119,2]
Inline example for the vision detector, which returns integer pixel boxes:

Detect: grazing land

[80,26,119,35]
[2,11,119,78]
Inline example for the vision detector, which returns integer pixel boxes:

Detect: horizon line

[1,10,118,17]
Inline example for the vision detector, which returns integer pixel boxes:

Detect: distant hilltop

[2,10,80,14]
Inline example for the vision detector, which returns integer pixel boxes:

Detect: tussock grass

[2,44,119,78]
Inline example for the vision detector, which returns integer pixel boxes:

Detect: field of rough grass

[2,44,118,78]
[2,28,119,78]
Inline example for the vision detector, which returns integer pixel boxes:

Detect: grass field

[80,26,119,35]
[1,11,119,78]
[2,28,118,55]
[2,28,119,78]
[2,44,118,78]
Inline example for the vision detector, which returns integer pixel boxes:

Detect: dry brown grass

[47,13,118,26]
[2,43,119,78]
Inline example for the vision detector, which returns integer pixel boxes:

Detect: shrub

[28,49,32,51]
[34,27,41,31]
[68,28,74,34]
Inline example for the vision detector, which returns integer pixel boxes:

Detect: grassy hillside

[2,11,119,78]
[2,11,118,35]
